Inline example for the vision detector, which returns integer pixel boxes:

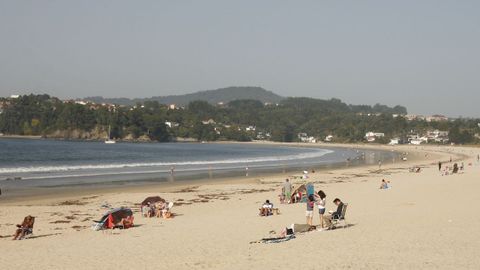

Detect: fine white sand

[1,144,479,269]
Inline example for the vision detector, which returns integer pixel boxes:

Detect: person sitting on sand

[142,202,152,218]
[155,201,166,218]
[280,223,317,237]
[292,190,302,204]
[379,179,390,189]
[13,215,35,240]
[323,198,345,229]
[118,216,134,229]
[260,200,274,216]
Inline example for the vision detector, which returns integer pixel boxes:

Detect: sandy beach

[1,144,479,269]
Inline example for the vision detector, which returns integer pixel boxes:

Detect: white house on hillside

[365,132,385,142]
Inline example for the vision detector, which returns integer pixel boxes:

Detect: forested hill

[0,93,442,144]
[83,86,284,106]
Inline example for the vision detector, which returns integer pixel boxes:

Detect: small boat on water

[105,125,116,144]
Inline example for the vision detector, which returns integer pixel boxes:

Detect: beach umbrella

[141,196,166,206]
[93,207,133,230]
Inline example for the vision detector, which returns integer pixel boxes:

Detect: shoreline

[0,143,447,205]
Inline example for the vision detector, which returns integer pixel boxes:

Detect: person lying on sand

[279,223,317,237]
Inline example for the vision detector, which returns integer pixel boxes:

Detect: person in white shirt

[260,200,274,216]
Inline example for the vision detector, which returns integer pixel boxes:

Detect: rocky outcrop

[46,128,107,140]
[44,127,155,142]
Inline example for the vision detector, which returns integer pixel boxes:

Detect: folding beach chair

[162,202,174,218]
[14,216,35,240]
[332,203,348,229]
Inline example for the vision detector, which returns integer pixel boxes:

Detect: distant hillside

[83,86,284,106]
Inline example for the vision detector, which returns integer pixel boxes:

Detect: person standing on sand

[283,179,292,204]
[378,160,382,170]
[306,194,315,225]
[438,161,442,171]
[315,190,327,228]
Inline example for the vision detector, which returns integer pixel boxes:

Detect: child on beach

[315,190,327,228]
[379,179,390,189]
[306,194,315,225]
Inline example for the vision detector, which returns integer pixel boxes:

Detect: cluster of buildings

[365,132,385,142]
[297,133,317,143]
[0,95,20,114]
[387,130,449,145]
[405,114,449,122]
[405,130,450,145]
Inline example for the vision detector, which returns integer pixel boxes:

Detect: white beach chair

[332,203,349,229]
[162,202,174,218]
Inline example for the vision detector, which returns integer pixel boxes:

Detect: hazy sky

[0,1,479,117]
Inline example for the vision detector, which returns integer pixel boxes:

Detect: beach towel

[250,235,295,244]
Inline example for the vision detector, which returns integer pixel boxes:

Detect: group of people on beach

[439,160,465,176]
[142,201,171,218]
[276,196,345,239]
[279,178,346,230]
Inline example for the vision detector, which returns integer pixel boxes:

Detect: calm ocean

[0,138,397,195]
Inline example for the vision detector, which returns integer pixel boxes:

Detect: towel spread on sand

[250,235,296,244]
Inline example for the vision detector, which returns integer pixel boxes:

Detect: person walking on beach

[306,194,315,225]
[283,179,292,204]
[378,160,382,170]
[315,190,327,228]
[438,161,442,171]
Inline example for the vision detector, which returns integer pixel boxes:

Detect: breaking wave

[0,148,333,175]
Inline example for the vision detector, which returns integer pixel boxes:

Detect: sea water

[0,138,397,192]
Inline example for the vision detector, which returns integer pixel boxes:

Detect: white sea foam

[0,148,333,175]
